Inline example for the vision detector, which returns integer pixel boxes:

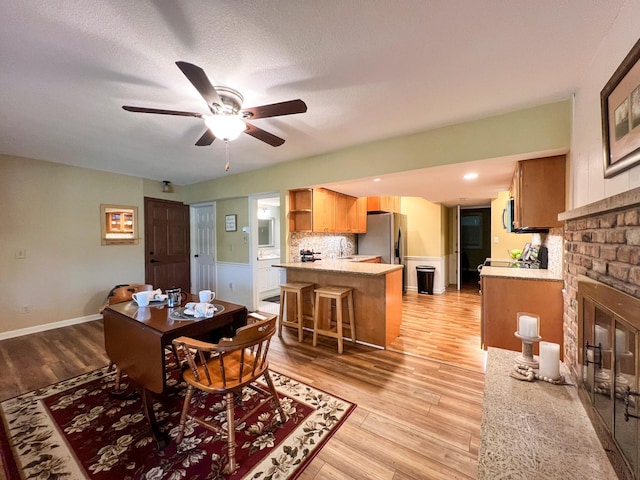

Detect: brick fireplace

[560,187,640,377]
[560,187,640,479]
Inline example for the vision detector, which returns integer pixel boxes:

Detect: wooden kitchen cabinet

[289,188,366,233]
[289,189,313,232]
[312,188,337,232]
[356,197,367,233]
[367,196,400,213]
[481,275,564,358]
[511,155,566,229]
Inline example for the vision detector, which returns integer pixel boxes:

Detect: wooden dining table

[103,294,247,446]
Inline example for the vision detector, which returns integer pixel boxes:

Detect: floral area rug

[0,359,355,480]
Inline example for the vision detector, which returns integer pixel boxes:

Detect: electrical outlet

[20,305,30,314]
[228,282,233,290]
[15,248,26,259]
[494,236,499,243]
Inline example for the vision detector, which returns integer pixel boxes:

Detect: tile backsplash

[290,233,357,262]
[532,228,563,276]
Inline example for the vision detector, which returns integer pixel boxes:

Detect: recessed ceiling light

[373,178,381,182]
[464,172,478,180]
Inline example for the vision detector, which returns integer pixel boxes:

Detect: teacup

[199,290,215,303]
[132,291,154,306]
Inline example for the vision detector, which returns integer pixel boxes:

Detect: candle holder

[514,331,543,368]
[515,312,541,368]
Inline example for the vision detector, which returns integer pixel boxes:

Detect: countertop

[272,259,403,276]
[478,347,616,479]
[480,265,563,281]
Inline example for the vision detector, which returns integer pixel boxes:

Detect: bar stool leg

[348,291,355,344]
[336,295,344,354]
[277,289,286,337]
[312,291,320,347]
[296,288,304,342]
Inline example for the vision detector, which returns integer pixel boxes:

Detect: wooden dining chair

[172,313,285,474]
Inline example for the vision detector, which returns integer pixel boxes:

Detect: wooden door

[145,197,190,292]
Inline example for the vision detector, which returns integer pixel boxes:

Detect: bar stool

[312,286,355,354]
[278,282,315,342]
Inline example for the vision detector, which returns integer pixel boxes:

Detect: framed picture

[601,38,640,178]
[100,204,139,245]
[225,214,237,232]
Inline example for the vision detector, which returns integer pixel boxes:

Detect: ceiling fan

[122,61,307,148]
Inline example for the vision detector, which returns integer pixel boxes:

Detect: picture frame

[225,214,237,232]
[601,38,640,178]
[100,204,139,245]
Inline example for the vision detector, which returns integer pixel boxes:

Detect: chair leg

[223,391,238,474]
[176,385,195,444]
[114,365,122,392]
[263,371,286,423]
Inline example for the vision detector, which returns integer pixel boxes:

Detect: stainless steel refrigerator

[357,212,408,293]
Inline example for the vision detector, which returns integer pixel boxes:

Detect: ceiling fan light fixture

[204,115,246,141]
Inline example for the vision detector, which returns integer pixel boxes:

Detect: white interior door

[191,203,216,294]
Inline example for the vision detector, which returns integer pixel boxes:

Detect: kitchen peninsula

[273,258,403,348]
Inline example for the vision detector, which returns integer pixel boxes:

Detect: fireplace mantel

[559,186,640,221]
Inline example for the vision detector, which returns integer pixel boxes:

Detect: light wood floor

[0,287,485,480]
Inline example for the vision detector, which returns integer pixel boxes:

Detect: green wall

[216,197,250,263]
[184,100,571,204]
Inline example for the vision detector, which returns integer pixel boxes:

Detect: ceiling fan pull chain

[224,140,230,171]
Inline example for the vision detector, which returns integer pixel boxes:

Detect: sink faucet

[339,237,347,258]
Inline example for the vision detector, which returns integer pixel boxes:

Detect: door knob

[150,259,160,263]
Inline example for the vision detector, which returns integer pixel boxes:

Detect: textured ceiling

[0,1,624,205]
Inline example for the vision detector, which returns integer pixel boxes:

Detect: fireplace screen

[579,277,640,479]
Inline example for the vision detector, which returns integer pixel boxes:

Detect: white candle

[595,325,609,349]
[539,341,560,379]
[518,314,539,338]
[616,329,627,355]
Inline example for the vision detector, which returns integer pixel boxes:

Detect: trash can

[416,265,435,295]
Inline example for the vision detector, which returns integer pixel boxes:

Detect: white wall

[571,0,640,207]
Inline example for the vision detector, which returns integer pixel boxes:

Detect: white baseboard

[0,314,102,340]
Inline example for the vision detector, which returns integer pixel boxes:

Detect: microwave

[502,198,516,233]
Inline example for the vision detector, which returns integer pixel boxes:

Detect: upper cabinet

[289,188,366,233]
[312,188,337,233]
[289,189,313,232]
[511,155,566,230]
[367,196,401,213]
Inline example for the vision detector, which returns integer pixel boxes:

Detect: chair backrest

[108,284,153,304]
[173,314,277,390]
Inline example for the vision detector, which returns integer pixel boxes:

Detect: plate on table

[169,304,224,321]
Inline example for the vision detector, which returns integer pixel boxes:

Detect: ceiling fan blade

[122,106,203,117]
[195,129,216,146]
[175,61,223,112]
[244,122,285,147]
[242,99,307,120]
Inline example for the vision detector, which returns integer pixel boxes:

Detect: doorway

[459,207,491,287]
[250,194,282,314]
